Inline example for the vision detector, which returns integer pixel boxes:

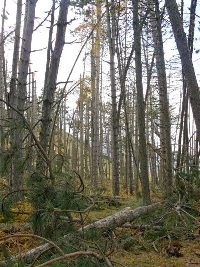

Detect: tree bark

[10,0,37,195]
[106,0,120,196]
[165,0,200,143]
[0,0,7,173]
[9,0,22,113]
[80,202,161,232]
[150,0,173,198]
[132,0,151,204]
[38,0,69,176]
[90,30,100,187]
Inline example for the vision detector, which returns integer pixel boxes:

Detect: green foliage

[40,256,102,267]
[0,149,12,177]
[32,233,110,267]
[1,195,14,222]
[162,210,195,238]
[130,202,198,245]
[119,235,139,251]
[69,256,103,267]
[8,261,25,267]
[84,228,102,240]
[176,166,200,201]
[28,171,88,238]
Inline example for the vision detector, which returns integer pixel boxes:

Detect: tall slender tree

[0,0,7,167]
[10,0,38,194]
[106,0,120,195]
[166,0,200,143]
[38,0,69,178]
[150,0,172,198]
[132,0,151,204]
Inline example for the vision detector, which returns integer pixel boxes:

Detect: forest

[0,0,200,266]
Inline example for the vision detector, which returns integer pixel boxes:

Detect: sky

[0,0,85,103]
[0,0,200,100]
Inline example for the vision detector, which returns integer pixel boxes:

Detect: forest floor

[0,183,200,266]
[85,198,200,267]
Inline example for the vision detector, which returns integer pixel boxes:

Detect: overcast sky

[0,0,85,99]
[0,0,200,96]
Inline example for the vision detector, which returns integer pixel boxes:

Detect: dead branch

[0,203,161,266]
[0,98,53,179]
[35,250,113,267]
[1,189,31,215]
[0,233,64,256]
[0,244,50,267]
[0,222,30,232]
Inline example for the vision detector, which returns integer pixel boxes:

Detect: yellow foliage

[74,23,90,34]
[0,178,9,187]
[11,201,33,222]
[0,199,39,260]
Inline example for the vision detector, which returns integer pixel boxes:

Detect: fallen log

[79,202,162,233]
[0,202,161,266]
[0,243,51,267]
[122,223,162,230]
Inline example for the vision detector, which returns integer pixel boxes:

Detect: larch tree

[149,0,173,198]
[90,31,99,186]
[9,0,38,195]
[38,0,69,178]
[0,0,7,167]
[8,0,22,185]
[132,0,151,204]
[174,0,198,198]
[30,0,70,236]
[165,0,200,143]
[115,1,135,195]
[106,0,120,196]
[9,0,22,114]
[79,76,85,180]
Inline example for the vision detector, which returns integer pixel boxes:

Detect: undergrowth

[0,185,199,267]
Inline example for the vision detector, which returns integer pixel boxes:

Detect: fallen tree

[78,202,162,233]
[0,202,161,266]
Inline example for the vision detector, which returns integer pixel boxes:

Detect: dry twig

[35,250,113,267]
[0,233,64,256]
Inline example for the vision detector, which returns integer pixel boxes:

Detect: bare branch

[0,233,65,256]
[0,98,52,178]
[0,29,15,46]
[35,250,112,267]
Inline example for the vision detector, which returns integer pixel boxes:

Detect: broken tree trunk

[78,202,161,233]
[0,203,161,266]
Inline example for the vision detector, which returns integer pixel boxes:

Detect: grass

[112,240,200,267]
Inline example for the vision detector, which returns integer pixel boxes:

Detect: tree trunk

[150,0,173,198]
[165,0,200,143]
[106,0,120,196]
[9,0,22,114]
[80,202,161,233]
[84,100,90,180]
[44,0,56,91]
[10,0,37,195]
[132,0,151,204]
[0,0,7,173]
[90,31,100,187]
[79,76,84,180]
[38,0,69,176]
